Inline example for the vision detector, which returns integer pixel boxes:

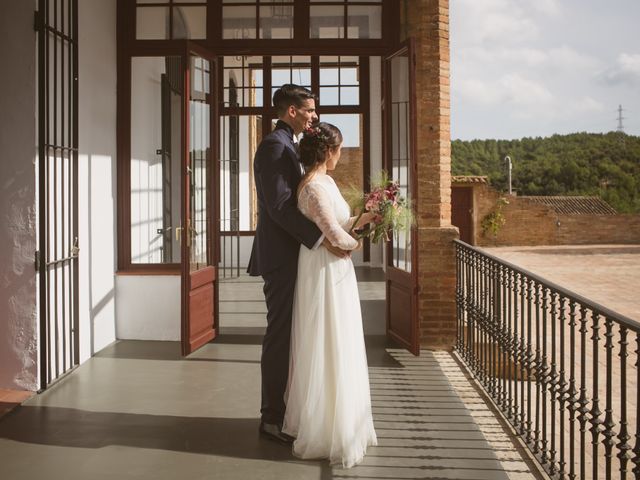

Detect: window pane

[319,87,339,106]
[259,5,293,39]
[320,55,339,65]
[347,5,382,39]
[173,6,207,39]
[340,55,359,64]
[291,55,311,64]
[219,115,262,232]
[136,7,169,40]
[319,113,361,148]
[341,67,359,85]
[310,5,344,39]
[131,56,182,264]
[223,56,264,108]
[189,56,211,270]
[390,54,412,271]
[271,68,291,88]
[340,86,359,105]
[320,67,339,86]
[223,6,257,39]
[291,68,311,86]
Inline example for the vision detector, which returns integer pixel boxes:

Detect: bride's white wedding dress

[282,173,377,468]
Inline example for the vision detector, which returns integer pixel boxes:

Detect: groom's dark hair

[273,84,317,117]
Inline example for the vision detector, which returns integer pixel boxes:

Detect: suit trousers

[260,258,298,425]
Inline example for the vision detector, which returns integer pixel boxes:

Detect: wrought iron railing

[454,240,639,480]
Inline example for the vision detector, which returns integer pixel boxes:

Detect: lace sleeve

[341,215,359,232]
[299,182,359,251]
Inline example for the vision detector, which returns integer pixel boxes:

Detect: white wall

[0,0,38,391]
[77,0,118,360]
[115,276,181,340]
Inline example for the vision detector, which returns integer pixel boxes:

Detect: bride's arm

[301,183,359,251]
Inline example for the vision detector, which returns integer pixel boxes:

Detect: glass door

[383,39,419,355]
[181,43,218,355]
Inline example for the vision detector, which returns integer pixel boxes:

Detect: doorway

[124,43,219,355]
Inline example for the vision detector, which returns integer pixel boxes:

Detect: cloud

[500,74,554,106]
[455,74,553,111]
[571,96,605,114]
[546,46,600,71]
[598,53,640,85]
[452,0,539,45]
[455,78,502,105]
[457,45,599,71]
[530,0,562,17]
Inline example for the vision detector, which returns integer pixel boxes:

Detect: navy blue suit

[248,120,322,424]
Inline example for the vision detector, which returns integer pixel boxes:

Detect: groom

[247,84,346,443]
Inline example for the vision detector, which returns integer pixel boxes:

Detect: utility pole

[504,155,513,195]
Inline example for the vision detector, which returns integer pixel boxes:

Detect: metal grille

[455,240,640,480]
[36,0,79,390]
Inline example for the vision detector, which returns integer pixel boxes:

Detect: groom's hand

[322,238,351,258]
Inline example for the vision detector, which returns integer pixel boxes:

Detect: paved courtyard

[483,244,640,322]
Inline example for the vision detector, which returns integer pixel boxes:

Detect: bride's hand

[322,238,351,258]
[354,211,377,230]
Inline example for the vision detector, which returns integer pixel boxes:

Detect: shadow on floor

[0,406,299,463]
[94,334,403,369]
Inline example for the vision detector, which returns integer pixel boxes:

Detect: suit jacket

[247,120,322,276]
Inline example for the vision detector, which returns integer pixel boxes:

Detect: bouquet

[344,171,414,244]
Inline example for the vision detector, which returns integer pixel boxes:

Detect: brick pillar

[403,0,458,350]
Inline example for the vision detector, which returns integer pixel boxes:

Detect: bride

[282,122,378,468]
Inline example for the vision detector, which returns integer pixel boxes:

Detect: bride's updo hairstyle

[299,122,343,172]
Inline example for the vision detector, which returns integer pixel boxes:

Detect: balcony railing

[454,240,640,480]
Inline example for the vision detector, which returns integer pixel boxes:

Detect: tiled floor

[0,268,540,479]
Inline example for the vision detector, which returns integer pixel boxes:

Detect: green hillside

[451,132,640,213]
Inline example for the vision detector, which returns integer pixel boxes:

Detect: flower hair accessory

[303,126,329,143]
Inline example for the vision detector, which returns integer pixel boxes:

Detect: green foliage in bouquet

[343,171,415,244]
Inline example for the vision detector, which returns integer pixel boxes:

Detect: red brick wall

[556,215,640,245]
[468,183,640,246]
[404,0,458,350]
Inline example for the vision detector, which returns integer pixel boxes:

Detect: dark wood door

[383,39,419,356]
[181,43,218,356]
[451,186,473,244]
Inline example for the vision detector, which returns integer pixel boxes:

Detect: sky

[450,0,640,140]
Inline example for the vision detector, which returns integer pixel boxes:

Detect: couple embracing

[247,84,377,468]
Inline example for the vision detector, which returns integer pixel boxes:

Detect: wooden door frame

[382,38,419,355]
[181,42,219,355]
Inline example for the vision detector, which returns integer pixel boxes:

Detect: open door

[383,39,420,355]
[181,43,219,356]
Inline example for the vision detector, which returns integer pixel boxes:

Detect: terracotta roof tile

[519,196,617,215]
[451,175,488,184]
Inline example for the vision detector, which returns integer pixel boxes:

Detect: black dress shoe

[259,421,294,444]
